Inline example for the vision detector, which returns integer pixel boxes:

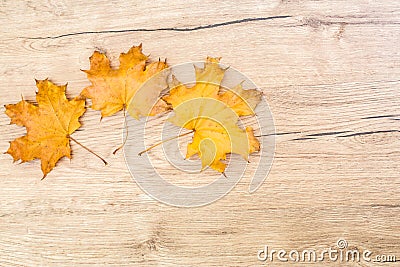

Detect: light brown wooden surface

[0,1,399,266]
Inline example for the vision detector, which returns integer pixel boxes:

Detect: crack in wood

[338,130,400,138]
[288,129,400,141]
[306,131,352,137]
[291,137,317,141]
[22,16,292,40]
[361,114,400,119]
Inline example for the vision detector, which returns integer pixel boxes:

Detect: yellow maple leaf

[162,57,261,173]
[81,44,169,118]
[5,79,86,178]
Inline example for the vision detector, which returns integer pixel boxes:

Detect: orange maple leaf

[81,45,169,118]
[5,79,86,178]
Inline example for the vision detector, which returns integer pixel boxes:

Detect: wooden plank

[0,0,399,266]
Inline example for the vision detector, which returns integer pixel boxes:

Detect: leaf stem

[138,130,194,156]
[113,106,128,155]
[69,136,108,165]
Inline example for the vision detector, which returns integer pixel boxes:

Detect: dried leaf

[81,45,168,118]
[162,57,261,173]
[5,79,85,178]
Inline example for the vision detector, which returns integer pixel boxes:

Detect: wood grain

[0,0,399,266]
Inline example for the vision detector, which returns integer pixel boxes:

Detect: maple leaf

[5,79,86,178]
[81,44,168,118]
[161,57,261,173]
